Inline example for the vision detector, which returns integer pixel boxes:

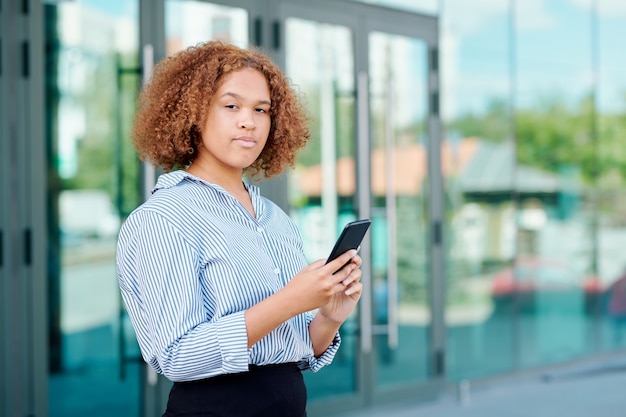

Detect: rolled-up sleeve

[301,311,342,372]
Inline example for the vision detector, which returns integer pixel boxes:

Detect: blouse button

[257,226,264,233]
[274,268,280,275]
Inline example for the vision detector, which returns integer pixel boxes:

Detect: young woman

[116,41,363,417]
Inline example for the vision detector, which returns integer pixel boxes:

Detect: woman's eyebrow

[220,92,271,106]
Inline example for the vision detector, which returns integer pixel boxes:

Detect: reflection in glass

[284,17,357,400]
[441,0,515,381]
[165,0,248,55]
[442,0,626,380]
[515,0,593,368]
[369,31,430,388]
[46,1,141,416]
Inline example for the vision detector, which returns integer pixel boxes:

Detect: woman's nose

[238,110,255,129]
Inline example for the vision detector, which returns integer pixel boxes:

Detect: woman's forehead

[214,68,270,98]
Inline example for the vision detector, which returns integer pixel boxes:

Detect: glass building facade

[1,0,625,416]
[441,0,626,380]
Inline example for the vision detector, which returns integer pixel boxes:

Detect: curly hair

[132,41,311,179]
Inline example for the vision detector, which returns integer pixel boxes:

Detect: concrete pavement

[335,351,626,417]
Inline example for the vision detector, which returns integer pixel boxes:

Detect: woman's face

[196,68,271,176]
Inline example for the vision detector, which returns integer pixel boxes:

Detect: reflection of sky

[442,0,626,116]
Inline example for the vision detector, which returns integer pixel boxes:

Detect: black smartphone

[325,219,371,271]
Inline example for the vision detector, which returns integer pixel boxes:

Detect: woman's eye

[255,108,267,113]
[225,104,238,109]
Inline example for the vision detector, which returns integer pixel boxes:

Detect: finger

[345,274,362,286]
[341,268,362,286]
[350,254,363,268]
[332,263,356,286]
[344,282,363,296]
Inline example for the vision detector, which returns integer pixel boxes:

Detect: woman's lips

[233,136,256,148]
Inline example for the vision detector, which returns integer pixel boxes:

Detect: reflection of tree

[449,93,626,186]
[62,50,141,218]
[448,99,510,145]
[516,96,595,182]
[63,51,116,191]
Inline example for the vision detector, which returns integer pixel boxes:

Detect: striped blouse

[116,170,340,382]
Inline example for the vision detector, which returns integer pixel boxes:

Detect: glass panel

[440,0,516,381]
[45,1,142,416]
[284,17,358,400]
[515,0,594,367]
[165,0,248,55]
[596,0,626,351]
[369,31,430,388]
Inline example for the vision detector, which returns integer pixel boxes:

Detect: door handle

[384,76,399,349]
[142,44,157,199]
[357,71,373,353]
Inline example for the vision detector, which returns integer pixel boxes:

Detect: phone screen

[325,219,371,268]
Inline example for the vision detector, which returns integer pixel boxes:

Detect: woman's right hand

[244,249,360,349]
[281,249,359,315]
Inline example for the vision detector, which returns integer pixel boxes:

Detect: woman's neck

[187,162,245,193]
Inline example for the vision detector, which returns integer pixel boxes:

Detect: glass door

[368,30,432,391]
[276,1,442,414]
[45,2,143,416]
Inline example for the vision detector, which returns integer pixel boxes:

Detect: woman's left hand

[317,253,363,324]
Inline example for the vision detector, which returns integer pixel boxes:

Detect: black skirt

[163,362,307,417]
